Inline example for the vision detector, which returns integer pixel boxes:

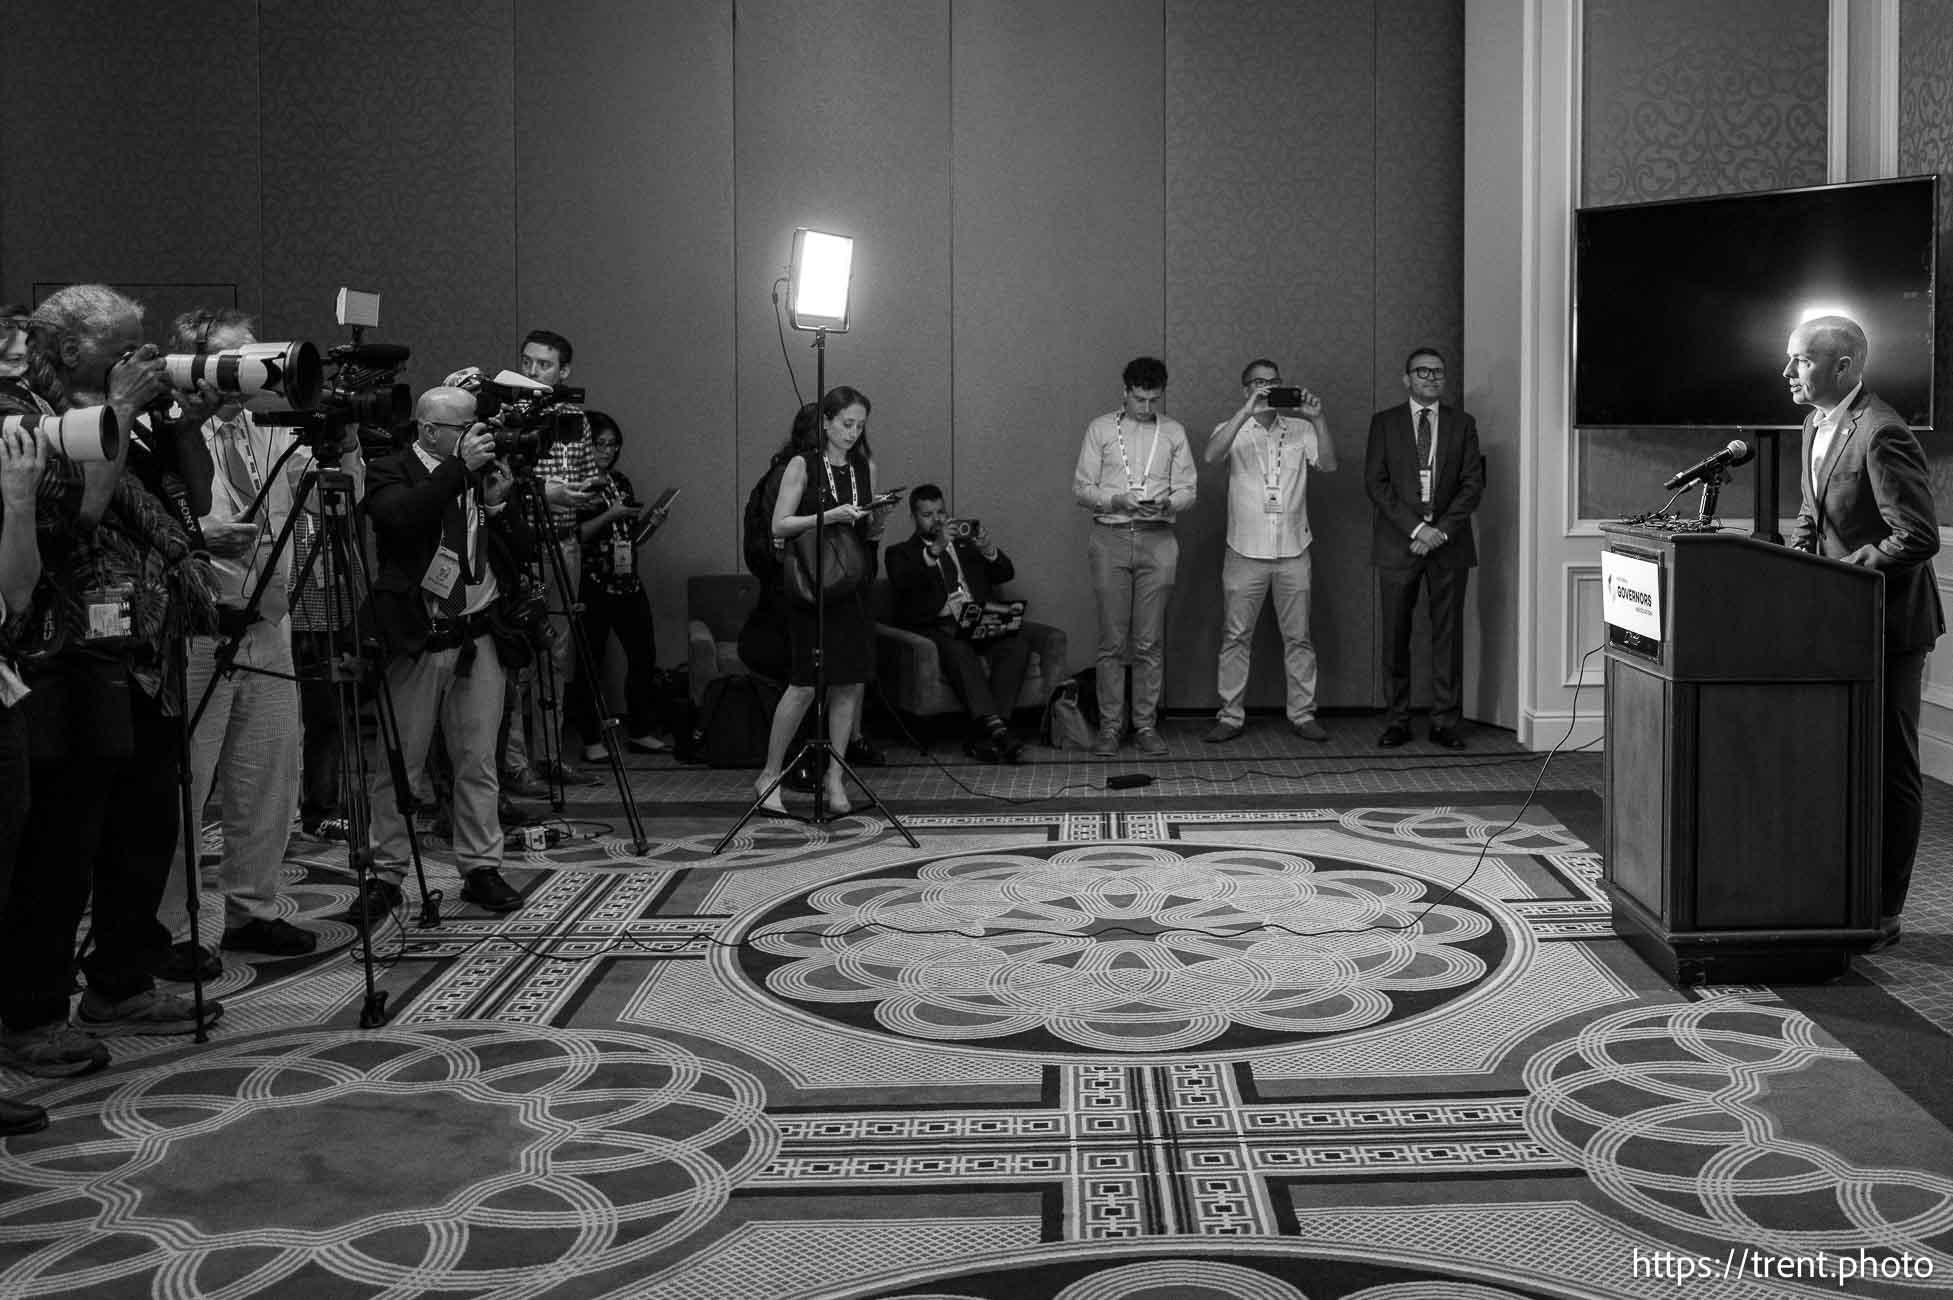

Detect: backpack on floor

[692,674,781,769]
[1041,676,1095,751]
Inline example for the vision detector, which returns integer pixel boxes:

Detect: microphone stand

[1693,466,1727,529]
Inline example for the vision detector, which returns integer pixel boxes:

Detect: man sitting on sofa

[884,484,1030,762]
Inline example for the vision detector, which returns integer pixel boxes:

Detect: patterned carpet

[1,719,1950,1299]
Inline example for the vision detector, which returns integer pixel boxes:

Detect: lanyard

[1113,415,1161,494]
[1256,415,1288,491]
[822,457,854,507]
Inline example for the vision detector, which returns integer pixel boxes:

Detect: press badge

[84,582,134,641]
[609,535,634,576]
[1263,486,1283,515]
[1419,469,1434,501]
[421,546,462,601]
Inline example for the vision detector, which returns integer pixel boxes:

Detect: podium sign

[1602,548,1663,660]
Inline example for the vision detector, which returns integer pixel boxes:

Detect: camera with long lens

[468,370,585,466]
[1,405,121,462]
[161,340,323,414]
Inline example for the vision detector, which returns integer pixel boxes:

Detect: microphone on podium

[1663,439,1752,491]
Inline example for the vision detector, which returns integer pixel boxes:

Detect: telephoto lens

[1,404,121,461]
[162,340,322,413]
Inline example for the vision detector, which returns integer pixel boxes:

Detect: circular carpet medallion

[0,1023,778,1297]
[737,843,1514,1055]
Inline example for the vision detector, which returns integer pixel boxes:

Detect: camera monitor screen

[1574,175,1936,430]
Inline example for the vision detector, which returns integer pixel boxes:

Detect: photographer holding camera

[885,484,1029,762]
[448,330,600,792]
[153,308,360,973]
[0,416,53,1128]
[0,285,224,1077]
[341,385,535,926]
[1201,358,1337,745]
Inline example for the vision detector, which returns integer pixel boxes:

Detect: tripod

[508,466,649,853]
[713,331,916,853]
[179,431,436,1030]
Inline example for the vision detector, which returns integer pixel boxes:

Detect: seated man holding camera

[342,386,535,926]
[885,484,1029,762]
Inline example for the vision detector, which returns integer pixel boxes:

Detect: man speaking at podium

[1783,314,1942,952]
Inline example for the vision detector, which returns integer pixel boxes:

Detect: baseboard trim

[1520,708,1604,754]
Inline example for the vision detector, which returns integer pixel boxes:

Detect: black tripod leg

[820,748,920,848]
[167,608,213,1043]
[524,484,650,850]
[710,763,798,854]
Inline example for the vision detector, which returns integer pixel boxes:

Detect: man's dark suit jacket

[884,532,1016,632]
[1364,402,1484,569]
[364,447,534,660]
[1787,388,1943,655]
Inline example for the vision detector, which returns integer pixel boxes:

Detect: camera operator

[154,308,358,973]
[0,421,53,1129]
[446,329,600,793]
[886,485,1030,762]
[0,284,224,1079]
[340,386,535,926]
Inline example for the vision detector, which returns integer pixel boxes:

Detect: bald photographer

[341,386,536,927]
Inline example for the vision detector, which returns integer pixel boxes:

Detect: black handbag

[784,524,868,609]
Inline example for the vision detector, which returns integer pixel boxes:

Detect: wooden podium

[1599,522,1883,983]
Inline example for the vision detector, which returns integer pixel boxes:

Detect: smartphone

[872,486,905,508]
[1265,386,1303,409]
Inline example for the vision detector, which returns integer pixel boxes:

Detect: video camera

[253,289,412,452]
[462,369,585,466]
[1,405,121,462]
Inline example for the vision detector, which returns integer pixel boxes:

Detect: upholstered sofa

[686,573,1067,724]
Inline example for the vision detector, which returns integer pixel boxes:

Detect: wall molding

[1521,704,1606,754]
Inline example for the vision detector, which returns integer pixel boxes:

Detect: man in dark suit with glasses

[1364,347,1484,750]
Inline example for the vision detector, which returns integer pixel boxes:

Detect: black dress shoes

[461,868,525,913]
[846,737,887,767]
[1377,723,1412,748]
[964,736,1004,764]
[340,877,404,928]
[0,1097,48,1137]
[1428,726,1466,750]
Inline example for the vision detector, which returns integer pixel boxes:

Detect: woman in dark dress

[757,386,882,814]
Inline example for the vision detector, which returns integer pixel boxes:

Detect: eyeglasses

[1246,375,1280,387]
[593,439,622,450]
[1409,366,1444,380]
[423,420,472,432]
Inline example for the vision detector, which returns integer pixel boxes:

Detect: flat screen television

[1574,176,1937,430]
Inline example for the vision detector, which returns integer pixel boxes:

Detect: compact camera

[946,517,980,539]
